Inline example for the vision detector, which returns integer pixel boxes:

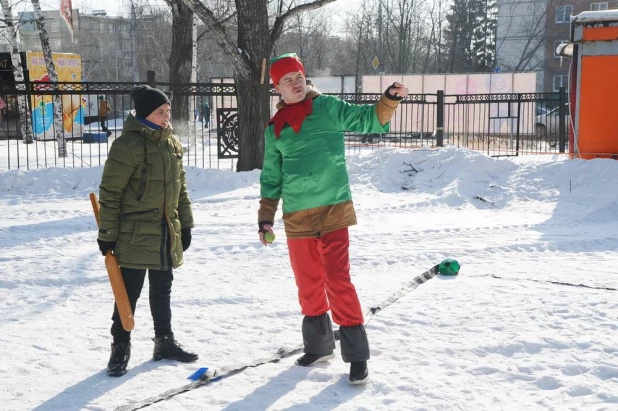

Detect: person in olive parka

[97,85,198,377]
[258,53,409,385]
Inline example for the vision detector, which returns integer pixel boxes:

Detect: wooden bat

[90,192,135,331]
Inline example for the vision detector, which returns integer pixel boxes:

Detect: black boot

[107,342,131,377]
[349,360,369,385]
[153,334,198,362]
[295,352,335,367]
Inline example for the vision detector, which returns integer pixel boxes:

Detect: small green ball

[264,232,275,243]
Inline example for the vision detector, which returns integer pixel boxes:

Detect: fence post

[515,93,522,156]
[436,90,444,147]
[147,71,156,87]
[558,86,566,153]
[23,69,31,110]
[23,69,32,143]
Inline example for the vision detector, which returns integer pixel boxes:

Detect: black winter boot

[153,334,198,362]
[349,360,369,385]
[295,352,335,367]
[107,342,131,377]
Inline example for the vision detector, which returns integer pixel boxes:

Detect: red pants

[287,227,364,327]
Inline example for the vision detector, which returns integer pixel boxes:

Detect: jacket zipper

[137,138,149,201]
[136,165,147,201]
[159,136,169,271]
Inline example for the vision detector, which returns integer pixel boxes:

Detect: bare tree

[134,6,173,81]
[178,0,337,172]
[32,0,66,157]
[343,0,379,77]
[380,0,429,74]
[423,0,448,73]
[274,9,333,75]
[0,0,33,143]
[495,0,553,72]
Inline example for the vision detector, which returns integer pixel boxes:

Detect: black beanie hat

[131,85,171,118]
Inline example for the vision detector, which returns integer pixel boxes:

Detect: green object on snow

[439,259,460,275]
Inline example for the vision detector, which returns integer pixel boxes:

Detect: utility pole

[130,1,138,82]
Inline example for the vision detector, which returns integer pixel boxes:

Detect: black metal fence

[0,71,568,171]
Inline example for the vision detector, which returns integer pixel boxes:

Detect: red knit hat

[269,53,305,86]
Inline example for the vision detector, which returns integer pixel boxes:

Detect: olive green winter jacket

[98,114,194,270]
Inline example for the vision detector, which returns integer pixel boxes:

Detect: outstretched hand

[388,82,409,99]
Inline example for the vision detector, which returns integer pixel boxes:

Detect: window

[554,40,568,58]
[109,24,115,34]
[556,5,573,23]
[553,75,569,92]
[590,2,608,11]
[123,41,131,52]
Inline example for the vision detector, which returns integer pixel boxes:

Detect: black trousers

[111,267,174,343]
[99,116,109,133]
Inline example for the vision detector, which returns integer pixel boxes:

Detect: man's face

[145,103,171,128]
[275,71,307,104]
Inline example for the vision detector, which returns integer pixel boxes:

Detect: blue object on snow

[187,367,222,382]
[188,367,209,381]
[83,132,108,143]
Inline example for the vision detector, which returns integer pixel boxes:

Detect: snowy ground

[1,146,617,410]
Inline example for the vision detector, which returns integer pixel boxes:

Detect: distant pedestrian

[98,95,112,137]
[201,102,210,128]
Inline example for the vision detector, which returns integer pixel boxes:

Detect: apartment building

[18,9,134,81]
[496,0,548,91]
[497,0,618,92]
[544,0,618,92]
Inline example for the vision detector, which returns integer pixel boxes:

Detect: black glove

[258,221,273,234]
[181,228,192,251]
[97,239,116,256]
[385,82,404,101]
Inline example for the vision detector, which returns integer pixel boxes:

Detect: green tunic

[260,94,389,213]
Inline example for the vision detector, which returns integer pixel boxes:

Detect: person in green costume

[258,53,408,385]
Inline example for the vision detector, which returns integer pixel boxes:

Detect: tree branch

[270,0,338,44]
[179,0,249,77]
[196,11,236,42]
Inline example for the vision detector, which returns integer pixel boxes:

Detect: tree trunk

[169,2,193,138]
[235,74,270,171]
[233,0,271,171]
[189,14,198,133]
[0,0,33,143]
[32,0,66,157]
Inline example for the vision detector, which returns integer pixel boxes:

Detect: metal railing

[0,71,568,170]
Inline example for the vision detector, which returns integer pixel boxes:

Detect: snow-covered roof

[571,10,618,23]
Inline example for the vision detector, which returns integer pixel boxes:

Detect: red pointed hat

[269,53,305,86]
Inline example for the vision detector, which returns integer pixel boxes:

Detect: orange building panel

[577,55,618,158]
[582,26,618,41]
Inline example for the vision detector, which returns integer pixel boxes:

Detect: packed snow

[1,146,617,410]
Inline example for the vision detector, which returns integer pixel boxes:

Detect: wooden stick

[90,193,135,331]
[260,58,267,85]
